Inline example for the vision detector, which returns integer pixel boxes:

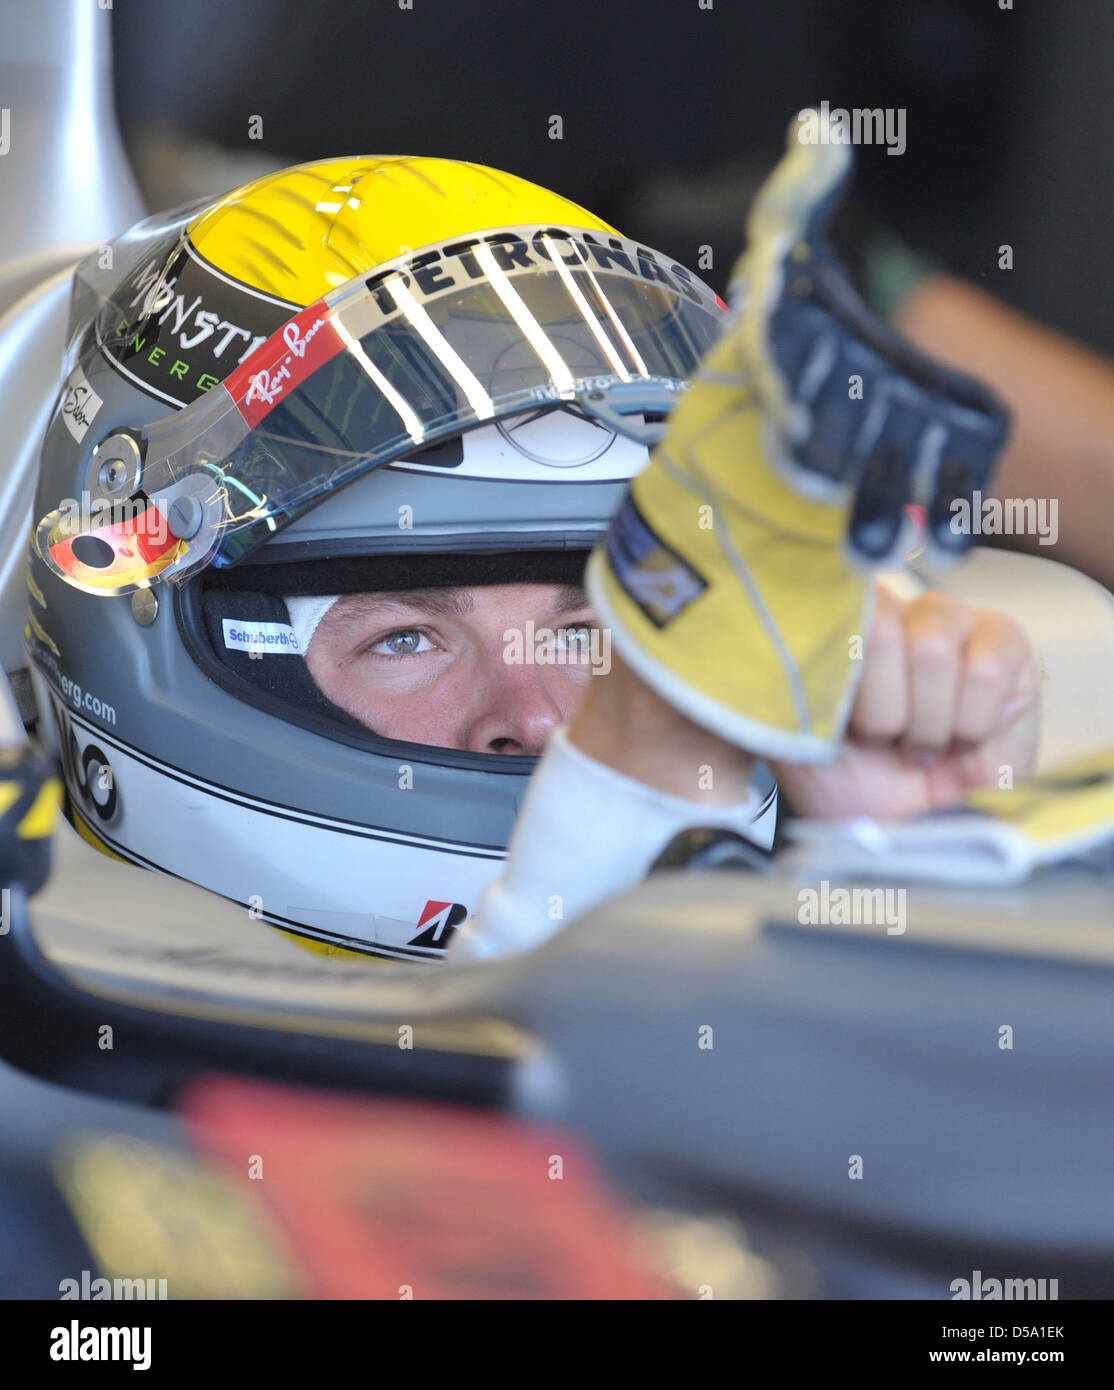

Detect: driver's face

[303,582,600,754]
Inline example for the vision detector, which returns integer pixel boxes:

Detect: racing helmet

[27,156,730,960]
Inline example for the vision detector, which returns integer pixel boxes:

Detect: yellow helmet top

[187,156,619,305]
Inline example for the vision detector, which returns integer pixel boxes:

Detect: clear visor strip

[40,226,725,593]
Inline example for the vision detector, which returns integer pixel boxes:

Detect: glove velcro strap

[762,252,1010,564]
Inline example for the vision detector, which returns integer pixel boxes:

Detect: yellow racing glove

[587,110,1010,762]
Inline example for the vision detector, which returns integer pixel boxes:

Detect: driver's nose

[464,661,573,756]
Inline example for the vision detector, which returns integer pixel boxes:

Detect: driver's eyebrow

[330,589,475,634]
[334,584,592,625]
[327,583,592,642]
[554,584,591,613]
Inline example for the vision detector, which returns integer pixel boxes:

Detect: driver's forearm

[568,650,756,805]
[897,274,1114,588]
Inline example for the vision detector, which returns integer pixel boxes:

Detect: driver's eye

[556,625,594,656]
[367,627,434,657]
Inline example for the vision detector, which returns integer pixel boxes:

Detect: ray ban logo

[503,621,612,675]
[244,314,329,407]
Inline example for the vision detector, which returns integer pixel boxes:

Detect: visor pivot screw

[167,496,203,541]
[130,588,158,627]
[98,458,127,492]
[90,433,142,496]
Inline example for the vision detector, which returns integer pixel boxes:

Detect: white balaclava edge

[286,595,340,658]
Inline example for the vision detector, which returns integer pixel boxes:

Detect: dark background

[113,0,1114,354]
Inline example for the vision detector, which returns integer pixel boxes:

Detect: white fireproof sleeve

[449,726,776,961]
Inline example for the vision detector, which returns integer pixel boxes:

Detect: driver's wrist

[568,648,757,806]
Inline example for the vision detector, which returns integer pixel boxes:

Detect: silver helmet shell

[27,172,729,959]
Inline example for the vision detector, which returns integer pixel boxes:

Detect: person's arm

[570,584,1037,826]
[896,274,1114,588]
[449,583,1038,963]
[451,113,1029,963]
[567,651,756,806]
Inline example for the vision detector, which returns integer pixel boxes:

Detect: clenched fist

[773,585,1040,820]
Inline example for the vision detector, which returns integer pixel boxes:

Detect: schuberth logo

[408,900,468,949]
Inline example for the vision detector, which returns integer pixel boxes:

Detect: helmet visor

[35,224,725,595]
